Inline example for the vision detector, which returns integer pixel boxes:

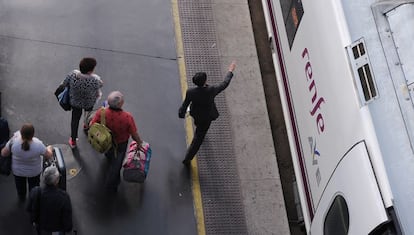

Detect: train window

[346,38,378,105]
[279,0,304,48]
[324,195,349,235]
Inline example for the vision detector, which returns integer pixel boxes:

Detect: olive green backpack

[87,108,113,153]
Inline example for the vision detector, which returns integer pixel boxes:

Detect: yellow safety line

[171,1,206,234]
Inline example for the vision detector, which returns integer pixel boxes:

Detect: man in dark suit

[179,61,236,165]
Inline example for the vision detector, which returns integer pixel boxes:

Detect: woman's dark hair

[79,57,97,74]
[192,72,207,87]
[20,123,34,151]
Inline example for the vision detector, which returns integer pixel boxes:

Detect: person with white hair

[90,91,143,192]
[43,165,61,186]
[27,166,73,235]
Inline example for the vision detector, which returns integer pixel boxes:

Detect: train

[260,0,414,234]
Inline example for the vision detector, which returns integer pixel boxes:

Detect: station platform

[172,0,290,234]
[0,0,290,234]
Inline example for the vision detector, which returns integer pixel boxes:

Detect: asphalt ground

[0,0,196,234]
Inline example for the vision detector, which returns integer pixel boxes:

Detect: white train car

[261,0,414,234]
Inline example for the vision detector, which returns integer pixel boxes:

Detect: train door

[386,4,414,100]
[373,3,414,146]
[310,142,389,234]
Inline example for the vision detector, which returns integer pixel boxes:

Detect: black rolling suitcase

[43,147,66,190]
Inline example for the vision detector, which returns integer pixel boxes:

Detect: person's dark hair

[79,57,97,74]
[192,72,207,87]
[20,123,34,151]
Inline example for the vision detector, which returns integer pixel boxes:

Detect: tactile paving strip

[177,1,248,234]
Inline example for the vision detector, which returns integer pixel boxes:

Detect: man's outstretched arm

[214,61,236,94]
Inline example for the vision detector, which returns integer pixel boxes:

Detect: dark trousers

[14,174,40,199]
[104,142,128,192]
[71,106,92,139]
[184,120,212,161]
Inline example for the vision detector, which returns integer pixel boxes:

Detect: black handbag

[0,139,13,176]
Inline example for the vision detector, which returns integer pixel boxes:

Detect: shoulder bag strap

[100,108,117,157]
[100,108,106,126]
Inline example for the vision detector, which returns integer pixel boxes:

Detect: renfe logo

[302,48,325,134]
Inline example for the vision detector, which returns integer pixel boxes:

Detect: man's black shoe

[182,159,191,166]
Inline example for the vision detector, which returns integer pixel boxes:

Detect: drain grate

[178,1,248,234]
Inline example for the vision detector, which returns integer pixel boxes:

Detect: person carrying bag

[0,123,54,201]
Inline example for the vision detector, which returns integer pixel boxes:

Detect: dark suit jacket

[179,71,233,123]
[27,186,73,233]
